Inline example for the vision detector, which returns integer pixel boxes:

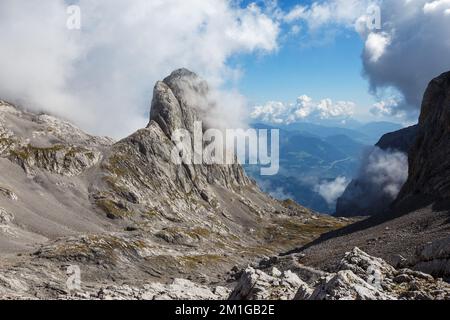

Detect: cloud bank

[285,0,450,118]
[250,95,355,124]
[361,0,450,115]
[315,176,350,208]
[0,0,279,138]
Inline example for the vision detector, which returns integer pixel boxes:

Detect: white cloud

[364,32,391,63]
[257,179,293,200]
[363,147,408,198]
[285,0,450,117]
[423,0,450,13]
[370,98,409,118]
[360,0,450,115]
[251,95,355,124]
[290,25,302,35]
[315,176,350,207]
[284,0,375,30]
[0,0,280,138]
[251,101,291,124]
[295,95,355,119]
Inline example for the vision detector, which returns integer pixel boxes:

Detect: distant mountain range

[246,121,404,213]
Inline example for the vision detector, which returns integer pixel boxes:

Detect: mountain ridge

[0,69,351,299]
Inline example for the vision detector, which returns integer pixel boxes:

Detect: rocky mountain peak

[149,68,208,138]
[396,71,450,208]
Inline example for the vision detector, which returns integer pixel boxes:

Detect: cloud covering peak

[0,0,279,138]
[284,0,450,118]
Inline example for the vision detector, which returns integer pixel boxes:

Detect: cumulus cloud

[284,0,450,118]
[423,0,450,14]
[250,101,291,124]
[370,97,408,118]
[364,32,391,63]
[315,176,350,208]
[359,0,450,115]
[0,0,279,138]
[251,95,355,124]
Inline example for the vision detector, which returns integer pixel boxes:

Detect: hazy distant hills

[247,121,403,213]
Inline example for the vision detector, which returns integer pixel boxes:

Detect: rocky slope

[230,247,449,300]
[336,125,418,217]
[0,70,350,299]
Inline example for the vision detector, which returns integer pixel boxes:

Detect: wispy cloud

[0,0,280,138]
[339,147,408,211]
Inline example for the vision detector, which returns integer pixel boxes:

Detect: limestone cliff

[396,71,450,207]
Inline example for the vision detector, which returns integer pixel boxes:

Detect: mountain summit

[0,69,349,299]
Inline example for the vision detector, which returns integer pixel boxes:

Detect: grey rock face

[309,270,394,300]
[0,186,18,201]
[376,125,418,153]
[396,71,450,207]
[0,208,13,224]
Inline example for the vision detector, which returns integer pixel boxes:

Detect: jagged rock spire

[149,68,207,138]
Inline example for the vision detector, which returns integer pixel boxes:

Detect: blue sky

[1,0,449,137]
[234,0,377,122]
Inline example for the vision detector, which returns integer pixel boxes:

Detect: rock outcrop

[231,248,450,300]
[229,266,308,300]
[92,69,252,221]
[396,71,450,208]
[412,237,450,280]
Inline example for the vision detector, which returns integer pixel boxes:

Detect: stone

[231,247,450,301]
[397,71,450,206]
[391,254,408,269]
[310,270,395,300]
[229,267,306,300]
[411,237,450,279]
[0,207,13,224]
[0,186,18,201]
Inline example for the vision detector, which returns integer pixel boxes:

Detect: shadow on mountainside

[281,195,450,257]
